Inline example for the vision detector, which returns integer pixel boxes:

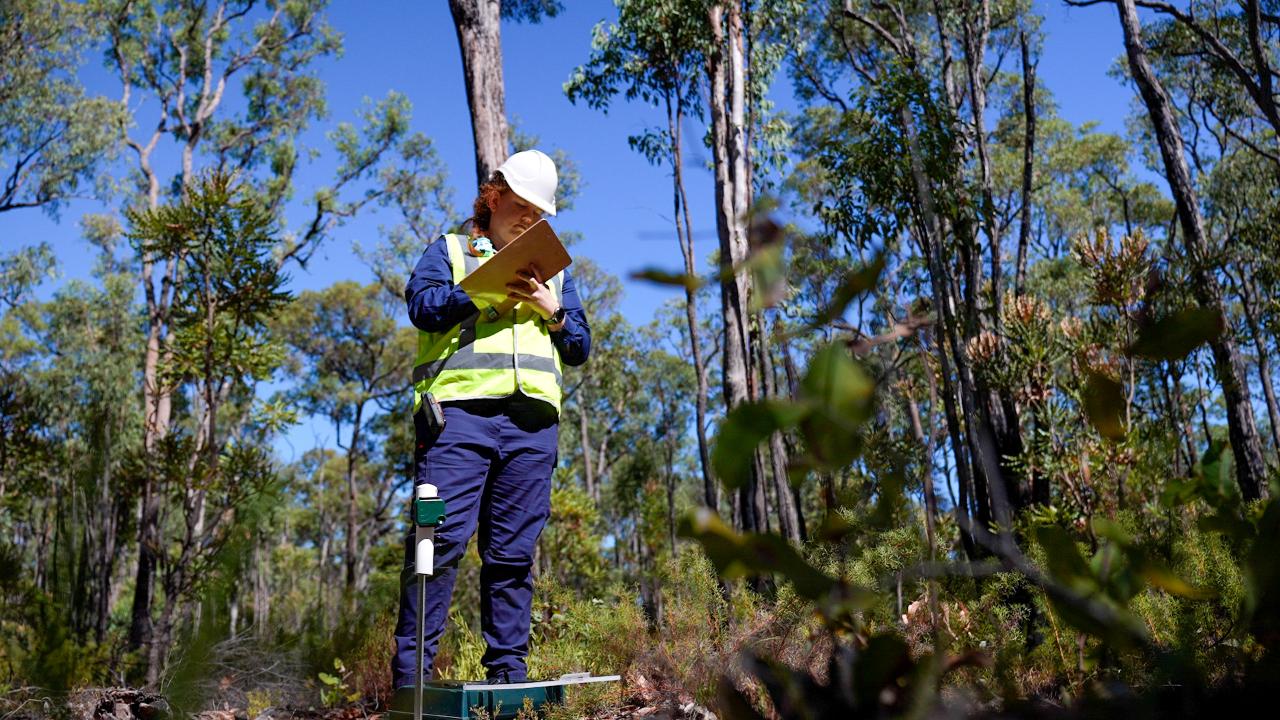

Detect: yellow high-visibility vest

[412,234,564,414]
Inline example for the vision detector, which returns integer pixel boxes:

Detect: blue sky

[2,0,1147,461]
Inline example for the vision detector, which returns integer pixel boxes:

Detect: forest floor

[18,671,715,720]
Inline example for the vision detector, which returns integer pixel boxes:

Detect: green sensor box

[388,674,619,720]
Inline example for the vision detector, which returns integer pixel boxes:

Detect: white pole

[414,483,438,720]
[416,483,439,576]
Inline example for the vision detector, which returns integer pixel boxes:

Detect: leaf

[814,511,857,542]
[1035,525,1091,586]
[1083,370,1126,440]
[317,672,339,686]
[1247,501,1280,649]
[1129,307,1223,361]
[1138,562,1215,600]
[812,254,886,326]
[629,267,703,290]
[801,344,875,422]
[1041,588,1147,651]
[713,400,810,490]
[676,508,870,605]
[1090,518,1131,546]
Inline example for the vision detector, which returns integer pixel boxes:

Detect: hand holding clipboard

[459,220,572,320]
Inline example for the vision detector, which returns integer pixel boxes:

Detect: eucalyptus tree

[94,0,445,670]
[778,0,1041,553]
[124,170,292,683]
[447,0,563,186]
[1106,0,1268,499]
[274,281,416,607]
[0,1,121,214]
[566,0,717,512]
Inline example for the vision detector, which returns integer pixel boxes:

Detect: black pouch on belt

[415,392,447,438]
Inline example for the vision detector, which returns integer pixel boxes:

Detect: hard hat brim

[506,178,557,216]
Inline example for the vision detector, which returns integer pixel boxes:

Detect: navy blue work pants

[392,396,558,688]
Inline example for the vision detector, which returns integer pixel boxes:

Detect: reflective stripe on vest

[412,234,564,413]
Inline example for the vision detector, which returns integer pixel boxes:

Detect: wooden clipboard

[459,219,572,318]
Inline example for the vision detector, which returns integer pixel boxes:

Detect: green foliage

[0,0,122,215]
[317,657,361,707]
[128,170,290,386]
[541,482,611,597]
[501,0,564,24]
[529,579,647,680]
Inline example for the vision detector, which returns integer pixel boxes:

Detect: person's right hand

[505,266,557,320]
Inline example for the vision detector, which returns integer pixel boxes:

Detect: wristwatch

[548,306,567,326]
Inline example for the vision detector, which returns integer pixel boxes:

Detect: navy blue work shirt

[404,237,592,366]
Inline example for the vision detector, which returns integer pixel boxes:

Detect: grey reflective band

[518,354,559,376]
[413,352,560,384]
[462,247,481,275]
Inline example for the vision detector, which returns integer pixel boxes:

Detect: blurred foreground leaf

[629,267,703,290]
[812,254,886,326]
[677,508,875,609]
[1130,307,1222,361]
[713,400,810,490]
[1083,370,1126,440]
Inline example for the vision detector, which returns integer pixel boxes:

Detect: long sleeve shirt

[404,237,592,366]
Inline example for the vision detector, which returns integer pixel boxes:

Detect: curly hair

[468,173,510,235]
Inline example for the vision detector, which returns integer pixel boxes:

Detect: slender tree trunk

[127,104,173,668]
[777,329,808,538]
[757,314,799,542]
[905,389,938,561]
[1015,29,1037,295]
[344,408,363,600]
[254,536,269,639]
[962,0,1000,323]
[708,2,760,532]
[668,98,717,512]
[1115,0,1266,500]
[1238,272,1280,453]
[448,0,509,187]
[902,99,1008,546]
[577,394,597,503]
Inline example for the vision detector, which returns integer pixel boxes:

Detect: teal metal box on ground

[388,674,620,720]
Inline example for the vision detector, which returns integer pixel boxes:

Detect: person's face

[488,189,543,247]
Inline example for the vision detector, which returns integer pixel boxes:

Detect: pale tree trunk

[1115,0,1266,500]
[668,96,717,512]
[448,0,509,186]
[708,2,761,532]
[1237,270,1280,453]
[577,395,597,503]
[254,537,270,639]
[962,0,999,323]
[759,316,800,543]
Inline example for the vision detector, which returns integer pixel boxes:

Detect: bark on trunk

[902,102,1007,548]
[1015,29,1037,295]
[449,0,510,187]
[758,314,801,543]
[1238,272,1280,453]
[708,2,760,532]
[668,97,717,512]
[1116,0,1266,500]
[578,395,597,503]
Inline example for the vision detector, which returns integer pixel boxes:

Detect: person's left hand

[506,266,557,320]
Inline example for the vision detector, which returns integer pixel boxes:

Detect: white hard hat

[495,149,558,216]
